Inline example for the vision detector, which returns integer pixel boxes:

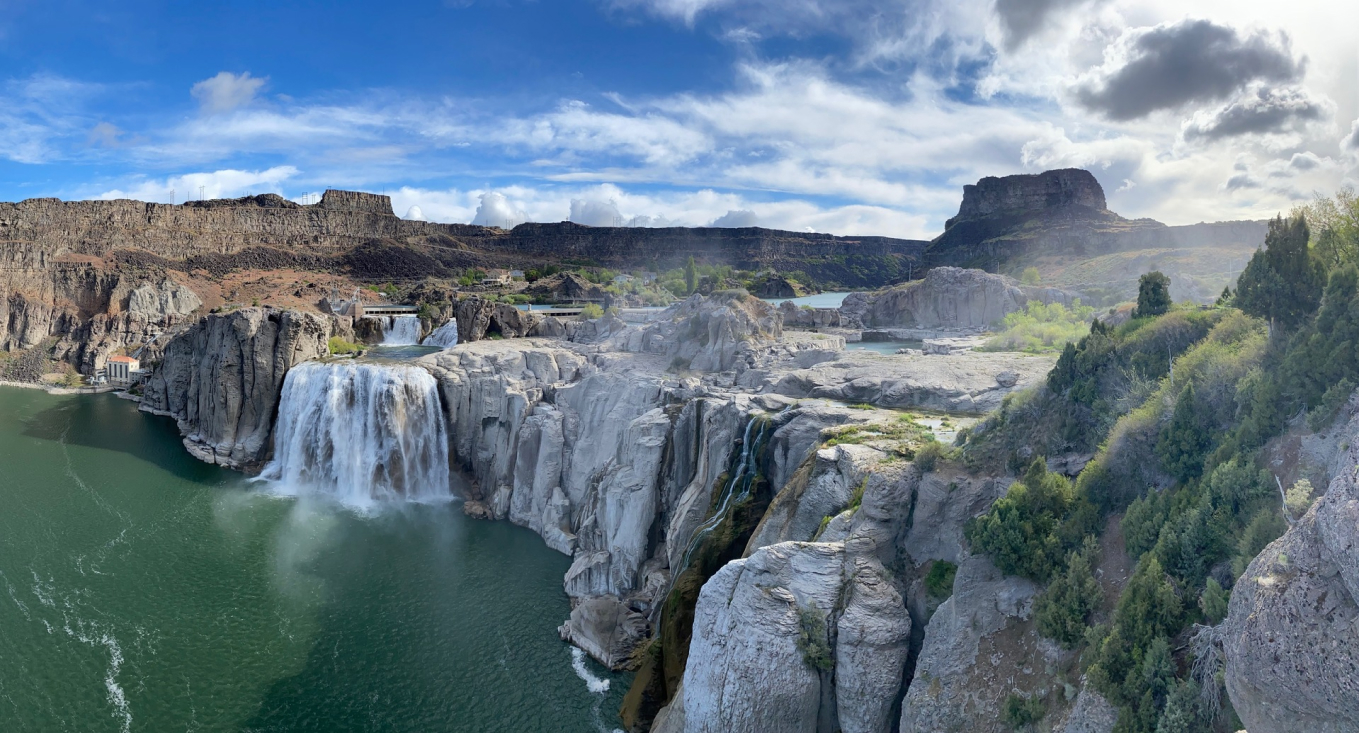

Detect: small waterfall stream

[376,316,422,346]
[678,413,773,572]
[257,362,451,506]
[424,318,459,348]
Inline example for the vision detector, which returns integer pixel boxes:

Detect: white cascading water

[424,318,459,348]
[377,315,422,345]
[257,362,451,507]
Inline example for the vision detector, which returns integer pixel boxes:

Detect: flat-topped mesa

[945,168,1106,228]
[318,189,395,216]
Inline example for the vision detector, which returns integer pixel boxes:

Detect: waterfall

[424,318,459,348]
[678,414,773,572]
[377,316,422,345]
[257,362,451,506]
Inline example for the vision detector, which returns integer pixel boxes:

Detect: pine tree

[1134,271,1172,318]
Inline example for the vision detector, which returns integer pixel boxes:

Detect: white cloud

[95,165,298,203]
[570,198,625,226]
[404,205,426,220]
[191,72,267,114]
[710,209,758,227]
[470,192,527,228]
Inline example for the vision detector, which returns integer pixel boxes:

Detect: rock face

[128,278,202,318]
[523,272,606,302]
[779,300,841,330]
[139,308,340,471]
[1223,407,1359,733]
[898,556,1041,732]
[671,542,912,733]
[453,296,541,342]
[840,267,1076,330]
[947,168,1107,226]
[761,348,1056,414]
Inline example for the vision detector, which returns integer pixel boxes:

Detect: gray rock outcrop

[1222,409,1359,733]
[840,267,1076,330]
[947,168,1106,226]
[139,308,339,471]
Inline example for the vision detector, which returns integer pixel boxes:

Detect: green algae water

[0,387,628,732]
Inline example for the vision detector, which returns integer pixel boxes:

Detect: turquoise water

[761,291,852,308]
[0,387,627,732]
[846,340,923,355]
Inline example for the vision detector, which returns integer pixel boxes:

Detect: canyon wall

[139,307,345,471]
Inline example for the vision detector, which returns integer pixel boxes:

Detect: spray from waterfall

[257,362,451,507]
[424,318,459,348]
[374,316,422,346]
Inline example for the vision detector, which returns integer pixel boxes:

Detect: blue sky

[1,0,1355,237]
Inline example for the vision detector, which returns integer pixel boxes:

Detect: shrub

[1002,693,1045,729]
[1284,478,1315,520]
[577,303,604,320]
[1035,537,1103,648]
[1020,266,1041,286]
[914,439,945,471]
[979,300,1095,353]
[328,336,362,355]
[924,561,957,599]
[795,603,833,671]
[965,459,1076,582]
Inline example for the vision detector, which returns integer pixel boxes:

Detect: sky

[0,0,1355,239]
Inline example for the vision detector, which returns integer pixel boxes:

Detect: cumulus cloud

[709,209,759,227]
[95,165,298,203]
[993,0,1090,50]
[1344,119,1359,153]
[1075,20,1303,121]
[191,72,267,114]
[470,192,527,228]
[1181,85,1331,142]
[404,205,425,220]
[570,198,625,226]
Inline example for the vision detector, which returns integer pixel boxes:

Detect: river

[0,386,627,732]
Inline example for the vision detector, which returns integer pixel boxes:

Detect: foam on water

[571,647,611,694]
[257,362,451,507]
[424,318,459,348]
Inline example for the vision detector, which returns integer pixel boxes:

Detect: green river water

[0,387,628,732]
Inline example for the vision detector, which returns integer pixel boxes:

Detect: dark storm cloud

[1225,173,1261,191]
[1075,20,1304,121]
[994,0,1088,51]
[1182,85,1329,142]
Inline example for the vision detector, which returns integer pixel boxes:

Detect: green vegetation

[1034,536,1102,648]
[924,560,957,599]
[964,459,1089,583]
[1002,693,1045,730]
[979,300,1095,353]
[1132,271,1171,318]
[577,303,605,320]
[327,336,362,355]
[684,256,698,295]
[1020,266,1042,286]
[957,190,1359,731]
[914,439,945,471]
[795,603,833,671]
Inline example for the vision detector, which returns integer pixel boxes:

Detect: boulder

[840,267,1075,330]
[1222,410,1359,733]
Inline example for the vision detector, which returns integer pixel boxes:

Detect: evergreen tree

[1035,537,1104,647]
[684,256,698,295]
[1199,578,1228,624]
[1156,383,1212,483]
[1154,679,1202,733]
[965,458,1076,582]
[1235,214,1324,327]
[1134,272,1172,318]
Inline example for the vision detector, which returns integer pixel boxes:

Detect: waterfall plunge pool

[0,385,629,732]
